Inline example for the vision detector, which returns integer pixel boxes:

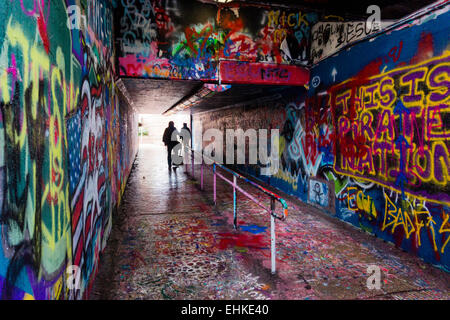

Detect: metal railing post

[184,145,188,173]
[200,154,204,190]
[233,175,237,229]
[270,197,276,275]
[213,163,216,205]
[191,149,194,177]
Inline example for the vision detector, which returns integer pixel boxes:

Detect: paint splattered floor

[90,144,450,300]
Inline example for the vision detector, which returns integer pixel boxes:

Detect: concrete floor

[90,144,450,300]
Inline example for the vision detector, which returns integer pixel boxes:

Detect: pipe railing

[183,145,288,274]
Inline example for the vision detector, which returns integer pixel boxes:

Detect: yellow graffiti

[426,214,438,252]
[439,213,450,254]
[382,192,450,254]
[273,169,298,191]
[347,187,378,218]
[357,190,377,218]
[332,52,450,206]
[1,20,73,278]
[383,192,416,239]
[23,293,35,300]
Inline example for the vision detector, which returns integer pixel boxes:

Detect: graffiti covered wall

[310,5,450,271]
[193,85,330,205]
[0,0,138,299]
[116,0,318,80]
[194,7,450,271]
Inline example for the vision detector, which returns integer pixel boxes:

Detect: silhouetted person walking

[180,123,191,146]
[181,123,191,136]
[163,121,180,168]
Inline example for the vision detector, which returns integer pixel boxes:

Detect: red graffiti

[220,61,309,86]
[387,40,403,63]
[329,59,383,161]
[154,5,174,36]
[217,232,268,250]
[410,32,434,65]
[184,24,214,55]
[37,11,50,54]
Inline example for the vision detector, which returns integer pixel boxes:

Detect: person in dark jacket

[162,121,180,168]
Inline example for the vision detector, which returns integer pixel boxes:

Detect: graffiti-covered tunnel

[0,0,449,301]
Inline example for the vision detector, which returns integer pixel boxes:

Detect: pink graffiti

[19,0,38,16]
[220,61,309,86]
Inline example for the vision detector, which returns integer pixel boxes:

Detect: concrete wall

[0,0,138,299]
[116,0,318,80]
[193,6,450,272]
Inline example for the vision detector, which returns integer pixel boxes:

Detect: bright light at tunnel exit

[138,114,191,147]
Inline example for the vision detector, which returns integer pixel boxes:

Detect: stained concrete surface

[90,144,450,300]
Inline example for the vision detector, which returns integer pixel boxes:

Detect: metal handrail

[182,145,288,274]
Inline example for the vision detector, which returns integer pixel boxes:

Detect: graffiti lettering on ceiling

[310,20,394,64]
[116,0,318,80]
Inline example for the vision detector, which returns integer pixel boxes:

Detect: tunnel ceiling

[187,84,300,114]
[123,77,298,115]
[121,78,203,114]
